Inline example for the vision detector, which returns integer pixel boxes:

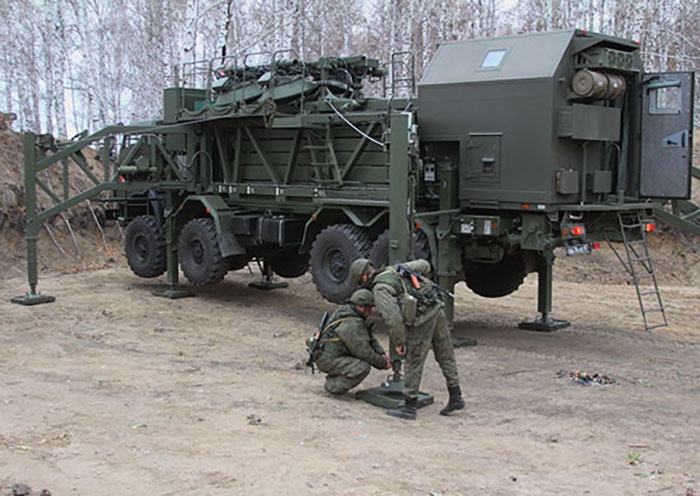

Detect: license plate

[460,223,474,234]
[566,243,591,256]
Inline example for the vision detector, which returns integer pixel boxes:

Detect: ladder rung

[646,323,668,330]
[304,145,328,150]
[630,255,651,262]
[311,162,334,167]
[616,210,668,332]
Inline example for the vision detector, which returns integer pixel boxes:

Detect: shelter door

[640,71,694,198]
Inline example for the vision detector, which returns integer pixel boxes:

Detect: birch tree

[0,0,697,134]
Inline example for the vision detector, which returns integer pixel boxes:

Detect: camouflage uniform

[314,304,387,394]
[369,259,460,400]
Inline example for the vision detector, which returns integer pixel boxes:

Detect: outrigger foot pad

[356,377,433,410]
[248,279,288,290]
[11,293,56,306]
[153,287,195,299]
[249,261,289,290]
[452,336,478,348]
[519,316,570,332]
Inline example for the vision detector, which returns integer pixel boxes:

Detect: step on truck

[15,29,695,330]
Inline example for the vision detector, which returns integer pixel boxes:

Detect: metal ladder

[609,211,668,330]
[385,51,416,98]
[304,126,343,185]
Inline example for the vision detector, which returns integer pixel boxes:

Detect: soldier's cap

[350,288,374,307]
[349,258,374,285]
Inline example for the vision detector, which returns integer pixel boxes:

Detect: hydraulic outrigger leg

[153,198,194,299]
[12,133,55,305]
[11,234,56,305]
[248,260,288,290]
[518,251,570,332]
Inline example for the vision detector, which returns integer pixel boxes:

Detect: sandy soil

[0,128,698,495]
[1,246,699,495]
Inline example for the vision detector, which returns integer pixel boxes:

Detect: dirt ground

[0,128,698,495]
[1,230,699,496]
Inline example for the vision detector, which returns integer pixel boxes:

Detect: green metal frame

[653,165,700,235]
[11,124,177,304]
[11,107,408,305]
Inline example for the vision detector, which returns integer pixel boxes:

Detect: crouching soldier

[314,289,391,396]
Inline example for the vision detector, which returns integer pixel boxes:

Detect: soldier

[349,258,465,420]
[313,289,391,396]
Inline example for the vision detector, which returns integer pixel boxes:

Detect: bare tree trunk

[53,0,69,137]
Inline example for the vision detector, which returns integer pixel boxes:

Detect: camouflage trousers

[316,355,371,394]
[403,307,460,399]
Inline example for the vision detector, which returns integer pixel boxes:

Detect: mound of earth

[0,127,121,280]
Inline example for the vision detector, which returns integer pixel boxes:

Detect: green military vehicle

[15,29,696,331]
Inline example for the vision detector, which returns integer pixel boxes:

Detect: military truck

[15,29,695,330]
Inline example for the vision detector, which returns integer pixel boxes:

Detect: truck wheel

[178,218,227,285]
[463,255,527,298]
[310,224,371,303]
[268,253,310,278]
[124,215,166,278]
[369,229,431,268]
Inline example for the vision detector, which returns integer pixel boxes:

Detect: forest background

[1,0,698,138]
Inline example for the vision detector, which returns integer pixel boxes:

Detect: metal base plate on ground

[356,379,434,410]
[152,287,195,299]
[519,317,571,332]
[249,279,289,290]
[452,336,478,347]
[11,293,56,306]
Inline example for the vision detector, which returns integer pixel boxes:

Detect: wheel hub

[134,235,149,262]
[190,240,205,265]
[324,247,348,283]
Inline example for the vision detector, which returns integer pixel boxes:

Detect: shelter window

[649,85,681,115]
[480,49,507,69]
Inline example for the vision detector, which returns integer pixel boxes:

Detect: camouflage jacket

[319,304,387,369]
[369,259,443,348]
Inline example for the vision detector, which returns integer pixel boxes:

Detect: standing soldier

[312,289,391,396]
[349,258,465,420]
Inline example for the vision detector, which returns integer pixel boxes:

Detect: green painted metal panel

[421,30,574,85]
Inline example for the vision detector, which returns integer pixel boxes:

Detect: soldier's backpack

[390,265,442,325]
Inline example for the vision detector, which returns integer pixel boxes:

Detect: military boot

[439,386,465,416]
[386,397,418,420]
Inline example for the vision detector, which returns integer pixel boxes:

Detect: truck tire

[310,224,371,303]
[178,218,227,285]
[463,255,527,298]
[369,229,431,268]
[124,215,166,278]
[268,253,310,278]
